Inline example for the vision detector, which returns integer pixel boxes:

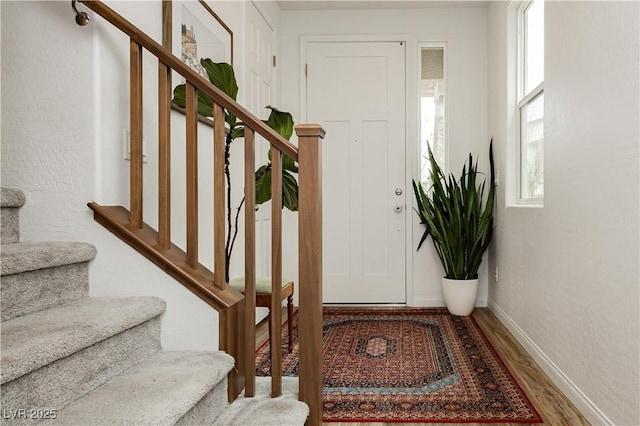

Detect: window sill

[507,199,544,209]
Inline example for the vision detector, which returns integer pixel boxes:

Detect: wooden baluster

[185,82,198,268]
[162,0,171,49]
[296,125,325,426]
[215,103,244,401]
[130,39,143,229]
[270,147,283,398]
[244,127,256,397]
[158,60,171,249]
[213,103,226,289]
[158,3,171,250]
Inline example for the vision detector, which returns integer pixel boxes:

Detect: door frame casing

[299,34,415,305]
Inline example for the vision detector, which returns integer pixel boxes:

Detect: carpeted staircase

[0,187,308,425]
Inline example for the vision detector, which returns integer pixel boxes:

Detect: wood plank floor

[255,307,590,425]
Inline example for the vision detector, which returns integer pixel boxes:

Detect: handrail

[78,0,298,162]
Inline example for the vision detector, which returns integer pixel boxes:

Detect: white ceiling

[276,0,490,11]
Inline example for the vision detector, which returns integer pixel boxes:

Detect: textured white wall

[488,1,640,424]
[1,1,95,240]
[279,7,489,307]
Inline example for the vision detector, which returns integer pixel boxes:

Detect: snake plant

[412,140,495,280]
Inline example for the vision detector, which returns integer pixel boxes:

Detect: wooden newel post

[295,124,325,426]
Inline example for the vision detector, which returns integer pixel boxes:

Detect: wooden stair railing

[76,1,324,424]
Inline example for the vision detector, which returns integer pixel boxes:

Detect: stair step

[1,296,165,383]
[213,397,309,426]
[213,378,308,426]
[1,188,26,208]
[1,241,97,276]
[50,351,235,426]
[1,188,26,244]
[1,242,98,321]
[1,297,165,415]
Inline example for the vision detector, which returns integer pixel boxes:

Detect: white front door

[306,41,406,303]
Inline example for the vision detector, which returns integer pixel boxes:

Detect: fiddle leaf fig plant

[412,140,495,280]
[172,60,298,281]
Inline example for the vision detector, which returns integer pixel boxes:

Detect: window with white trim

[517,0,544,202]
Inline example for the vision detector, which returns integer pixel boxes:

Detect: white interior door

[306,41,406,304]
[246,2,274,277]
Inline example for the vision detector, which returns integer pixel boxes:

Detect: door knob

[395,188,403,196]
[394,204,403,213]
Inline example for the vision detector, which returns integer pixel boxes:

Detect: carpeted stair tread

[213,397,309,426]
[213,378,307,426]
[1,188,26,208]
[1,297,166,384]
[1,241,97,275]
[1,188,26,244]
[49,350,234,425]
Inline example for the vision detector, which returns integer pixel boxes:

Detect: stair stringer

[88,203,246,401]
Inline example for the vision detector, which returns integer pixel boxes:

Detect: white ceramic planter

[442,278,478,316]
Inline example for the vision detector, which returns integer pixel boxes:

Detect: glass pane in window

[520,93,544,198]
[420,47,445,186]
[524,0,544,93]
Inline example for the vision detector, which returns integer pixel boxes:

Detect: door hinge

[273,55,276,67]
[305,63,308,77]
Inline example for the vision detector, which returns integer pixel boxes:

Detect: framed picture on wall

[168,0,233,75]
[164,0,233,126]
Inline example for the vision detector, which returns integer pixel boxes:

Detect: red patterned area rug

[256,308,542,423]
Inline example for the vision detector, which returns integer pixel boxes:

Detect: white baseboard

[488,301,613,426]
[410,298,488,308]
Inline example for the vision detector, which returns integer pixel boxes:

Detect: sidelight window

[420,46,446,187]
